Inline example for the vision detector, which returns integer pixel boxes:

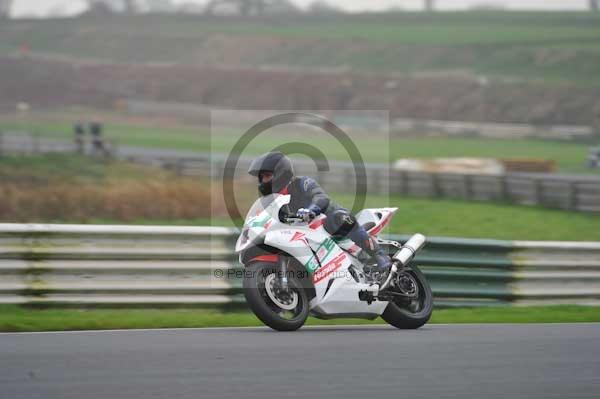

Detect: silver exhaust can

[392,234,426,266]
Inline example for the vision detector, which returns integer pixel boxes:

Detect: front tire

[381,265,433,329]
[243,262,309,331]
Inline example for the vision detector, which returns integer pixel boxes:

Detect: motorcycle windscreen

[235,194,290,252]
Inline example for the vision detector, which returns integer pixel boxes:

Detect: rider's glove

[296,204,321,222]
[296,208,317,222]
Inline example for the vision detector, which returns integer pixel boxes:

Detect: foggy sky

[10,0,589,18]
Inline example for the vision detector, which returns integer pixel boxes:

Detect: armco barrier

[1,224,599,307]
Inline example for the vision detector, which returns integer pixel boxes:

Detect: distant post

[425,0,435,11]
[16,102,30,152]
[590,1,599,12]
[0,0,12,19]
[74,122,86,155]
[90,121,108,158]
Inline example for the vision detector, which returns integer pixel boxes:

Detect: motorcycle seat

[361,222,376,231]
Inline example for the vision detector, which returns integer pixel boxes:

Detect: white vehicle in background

[235,194,433,331]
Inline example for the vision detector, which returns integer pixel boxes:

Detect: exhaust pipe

[392,233,426,267]
[379,234,426,291]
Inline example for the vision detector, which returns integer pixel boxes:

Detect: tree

[204,0,298,16]
[85,1,116,15]
[85,0,138,15]
[0,0,12,19]
[424,0,434,11]
[205,0,251,16]
[122,0,138,14]
[308,0,342,15]
[146,0,176,13]
[590,0,599,12]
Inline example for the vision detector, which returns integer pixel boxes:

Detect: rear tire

[381,265,433,329]
[243,262,309,331]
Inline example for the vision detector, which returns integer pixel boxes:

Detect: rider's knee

[325,209,357,237]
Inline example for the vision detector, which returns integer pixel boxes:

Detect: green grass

[67,194,600,242]
[2,12,600,84]
[1,153,598,240]
[0,121,212,153]
[1,305,598,332]
[4,12,600,47]
[337,194,600,241]
[2,120,598,173]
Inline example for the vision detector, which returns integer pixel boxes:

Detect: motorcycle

[235,194,433,331]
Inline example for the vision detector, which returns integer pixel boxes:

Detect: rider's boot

[373,248,392,273]
[349,226,392,282]
[368,243,392,284]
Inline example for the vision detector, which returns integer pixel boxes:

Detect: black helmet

[248,151,294,196]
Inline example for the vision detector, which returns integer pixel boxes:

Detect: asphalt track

[2,324,600,399]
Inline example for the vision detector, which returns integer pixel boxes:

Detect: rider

[248,151,392,276]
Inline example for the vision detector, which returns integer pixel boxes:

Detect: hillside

[2,55,600,125]
[1,12,600,85]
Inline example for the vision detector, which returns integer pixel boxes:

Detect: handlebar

[283,216,305,224]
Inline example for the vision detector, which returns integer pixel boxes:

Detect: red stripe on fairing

[290,232,306,242]
[309,217,325,229]
[368,213,393,236]
[250,254,279,263]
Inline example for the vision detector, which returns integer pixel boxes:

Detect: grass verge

[2,119,598,174]
[1,305,599,332]
[337,193,600,241]
[1,154,599,240]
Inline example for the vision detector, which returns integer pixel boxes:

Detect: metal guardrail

[1,224,599,307]
[134,157,600,214]
[180,157,600,213]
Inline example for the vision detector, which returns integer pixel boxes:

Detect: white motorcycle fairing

[235,194,398,318]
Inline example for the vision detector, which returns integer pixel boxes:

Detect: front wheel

[381,265,433,329]
[243,262,309,331]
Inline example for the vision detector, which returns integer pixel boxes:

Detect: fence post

[371,168,381,194]
[569,182,578,211]
[533,178,542,206]
[499,175,508,202]
[33,132,40,154]
[464,174,473,199]
[402,171,409,195]
[344,167,354,193]
[431,173,441,198]
[0,130,3,157]
[110,139,119,158]
[176,158,185,176]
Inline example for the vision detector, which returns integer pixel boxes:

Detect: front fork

[279,256,289,289]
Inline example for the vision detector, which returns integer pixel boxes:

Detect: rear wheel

[243,262,309,331]
[381,265,433,329]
